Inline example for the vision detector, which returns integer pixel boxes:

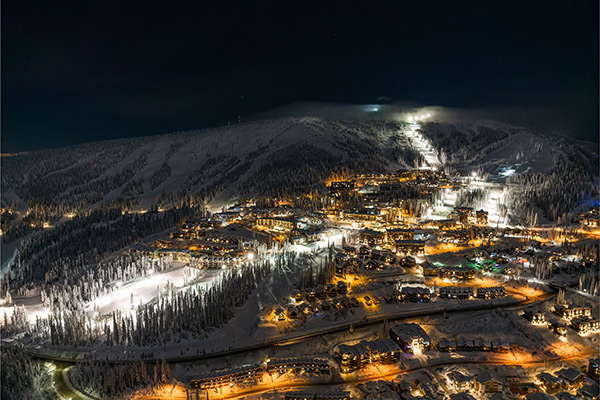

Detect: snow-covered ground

[88,263,223,315]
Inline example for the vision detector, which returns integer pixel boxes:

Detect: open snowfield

[1,263,224,325]
[87,263,224,315]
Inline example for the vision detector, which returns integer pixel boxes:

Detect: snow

[87,263,223,315]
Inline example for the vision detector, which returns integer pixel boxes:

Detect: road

[27,289,554,367]
[152,349,598,400]
[46,289,556,400]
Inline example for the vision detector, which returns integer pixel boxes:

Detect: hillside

[1,116,597,244]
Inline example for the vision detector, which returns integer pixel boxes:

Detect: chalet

[366,339,401,364]
[395,239,425,255]
[421,218,457,230]
[335,252,349,264]
[438,338,456,352]
[439,266,476,280]
[359,228,386,246]
[442,229,471,243]
[537,372,563,394]
[447,371,472,392]
[293,292,302,302]
[399,286,431,302]
[372,250,395,264]
[306,289,316,301]
[348,297,359,307]
[438,286,474,300]
[554,304,592,320]
[337,339,400,372]
[342,245,356,255]
[363,296,374,306]
[336,281,348,294]
[389,323,431,353]
[332,298,344,309]
[474,370,504,393]
[571,316,600,335]
[556,367,586,390]
[456,338,473,351]
[290,228,320,244]
[337,341,371,372]
[326,283,338,297]
[298,303,312,315]
[472,337,492,351]
[320,301,331,311]
[386,228,415,241]
[476,286,506,299]
[531,312,546,325]
[363,259,381,270]
[273,307,286,321]
[286,306,298,319]
[420,261,439,276]
[316,287,327,300]
[547,318,568,337]
[356,246,371,259]
[266,357,330,376]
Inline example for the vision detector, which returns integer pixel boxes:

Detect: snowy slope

[1,116,597,219]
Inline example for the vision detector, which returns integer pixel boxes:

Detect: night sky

[2,0,598,152]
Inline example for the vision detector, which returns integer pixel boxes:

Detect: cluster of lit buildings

[190,357,331,390]
[336,323,431,373]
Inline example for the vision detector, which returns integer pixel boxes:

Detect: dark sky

[2,0,598,152]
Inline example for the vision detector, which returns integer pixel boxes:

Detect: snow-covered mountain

[1,116,597,233]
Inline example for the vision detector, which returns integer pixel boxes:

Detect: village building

[438,286,474,300]
[438,338,456,352]
[273,307,286,321]
[476,286,506,299]
[395,239,425,255]
[547,318,568,337]
[389,323,431,353]
[537,372,564,394]
[386,228,415,241]
[359,228,386,246]
[571,316,600,335]
[555,367,586,390]
[474,370,504,393]
[419,261,439,276]
[191,364,264,389]
[439,266,476,280]
[399,286,431,302]
[421,218,457,230]
[266,358,330,376]
[447,371,473,392]
[255,217,299,231]
[337,339,400,372]
[554,304,592,320]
